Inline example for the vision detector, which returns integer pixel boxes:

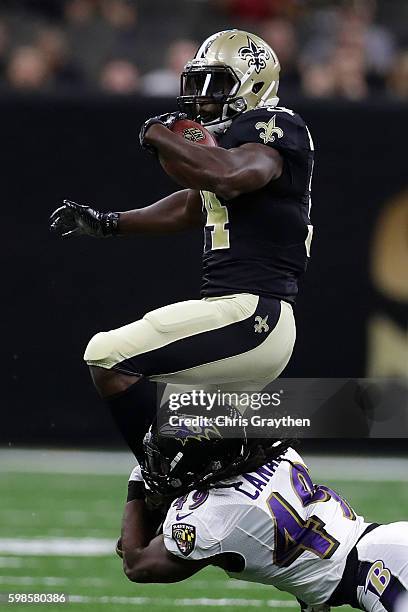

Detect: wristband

[127,480,146,502]
[102,212,120,236]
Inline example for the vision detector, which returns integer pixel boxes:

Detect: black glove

[49,200,120,238]
[139,111,187,153]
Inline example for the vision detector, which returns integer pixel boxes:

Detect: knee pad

[144,300,218,334]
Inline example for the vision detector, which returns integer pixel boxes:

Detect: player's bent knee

[83,331,115,368]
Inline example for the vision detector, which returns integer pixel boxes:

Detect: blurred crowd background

[0,0,407,100]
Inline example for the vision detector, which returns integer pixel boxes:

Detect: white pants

[356,523,408,612]
[84,293,296,398]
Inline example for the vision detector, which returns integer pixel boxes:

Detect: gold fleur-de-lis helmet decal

[238,36,270,74]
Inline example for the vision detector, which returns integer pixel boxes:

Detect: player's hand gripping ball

[139,111,187,153]
[169,119,218,147]
[160,118,218,178]
[139,112,217,154]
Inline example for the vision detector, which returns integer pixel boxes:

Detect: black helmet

[141,402,295,500]
[141,404,248,498]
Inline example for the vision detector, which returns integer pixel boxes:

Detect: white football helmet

[177,29,280,134]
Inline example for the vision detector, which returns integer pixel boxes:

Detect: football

[170,119,218,147]
[160,119,218,180]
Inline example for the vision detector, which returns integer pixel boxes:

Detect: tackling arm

[121,499,209,583]
[145,124,283,201]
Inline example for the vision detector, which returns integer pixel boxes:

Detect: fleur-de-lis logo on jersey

[254,315,269,333]
[255,116,284,144]
[239,36,270,74]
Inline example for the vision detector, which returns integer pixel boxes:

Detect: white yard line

[0,449,134,475]
[68,595,297,607]
[304,456,408,482]
[0,557,24,568]
[187,580,269,591]
[0,573,298,607]
[0,574,270,590]
[0,538,115,556]
[0,576,105,587]
[0,448,407,481]
[0,576,66,586]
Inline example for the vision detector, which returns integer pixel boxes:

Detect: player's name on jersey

[168,414,311,429]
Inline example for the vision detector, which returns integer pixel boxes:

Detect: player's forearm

[118,190,198,235]
[121,499,159,560]
[145,124,232,193]
[145,126,282,200]
[121,503,188,584]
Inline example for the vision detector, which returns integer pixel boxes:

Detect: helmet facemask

[178,63,245,129]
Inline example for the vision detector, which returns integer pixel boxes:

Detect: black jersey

[200,106,314,303]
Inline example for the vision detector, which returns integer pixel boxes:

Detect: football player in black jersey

[50,30,314,463]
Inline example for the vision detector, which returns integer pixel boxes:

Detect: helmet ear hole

[252,81,264,94]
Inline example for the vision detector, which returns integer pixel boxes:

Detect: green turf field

[0,453,407,612]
